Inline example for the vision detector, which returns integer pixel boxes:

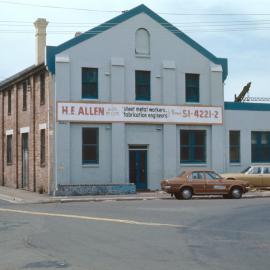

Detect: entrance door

[129,146,148,190]
[21,133,29,189]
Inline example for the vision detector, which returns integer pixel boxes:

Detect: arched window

[135,28,150,56]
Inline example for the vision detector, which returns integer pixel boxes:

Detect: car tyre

[230,187,243,199]
[180,188,193,200]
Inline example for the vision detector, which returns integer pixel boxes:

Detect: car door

[262,167,270,187]
[188,171,206,194]
[205,171,227,194]
[246,167,263,187]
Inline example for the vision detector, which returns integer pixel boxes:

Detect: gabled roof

[46,4,228,81]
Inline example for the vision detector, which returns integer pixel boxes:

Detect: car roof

[185,169,217,173]
[250,165,270,167]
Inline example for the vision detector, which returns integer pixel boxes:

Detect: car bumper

[161,185,172,193]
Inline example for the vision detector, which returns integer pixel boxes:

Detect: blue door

[129,149,148,190]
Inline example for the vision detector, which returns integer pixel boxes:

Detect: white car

[221,165,270,188]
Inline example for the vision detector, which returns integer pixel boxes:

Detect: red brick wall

[0,67,53,194]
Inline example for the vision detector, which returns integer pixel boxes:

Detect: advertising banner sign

[57,102,223,125]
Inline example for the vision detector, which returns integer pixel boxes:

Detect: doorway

[129,145,148,190]
[21,133,29,189]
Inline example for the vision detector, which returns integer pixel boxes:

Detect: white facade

[46,4,270,193]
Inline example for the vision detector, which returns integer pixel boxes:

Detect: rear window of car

[190,172,205,180]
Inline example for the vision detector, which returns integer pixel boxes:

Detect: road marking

[0,208,186,228]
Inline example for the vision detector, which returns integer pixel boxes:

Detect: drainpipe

[15,84,18,188]
[1,91,4,186]
[33,76,36,192]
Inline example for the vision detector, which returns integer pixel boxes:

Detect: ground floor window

[7,135,12,164]
[180,130,206,163]
[230,130,240,163]
[251,131,270,162]
[82,128,99,164]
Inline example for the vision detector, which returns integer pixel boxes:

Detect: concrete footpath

[0,185,270,204]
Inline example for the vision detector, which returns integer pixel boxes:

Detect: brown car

[161,169,250,200]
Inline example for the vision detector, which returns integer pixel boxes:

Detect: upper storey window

[82,68,98,99]
[135,28,150,56]
[135,70,150,101]
[185,73,200,103]
[22,81,27,111]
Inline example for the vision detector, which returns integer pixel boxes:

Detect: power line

[0,0,120,13]
[0,27,269,35]
[2,20,270,27]
[2,19,270,25]
[1,1,270,16]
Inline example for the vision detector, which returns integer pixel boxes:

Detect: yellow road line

[0,208,185,228]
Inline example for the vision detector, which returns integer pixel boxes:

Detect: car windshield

[241,166,251,173]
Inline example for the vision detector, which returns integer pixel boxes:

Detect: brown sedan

[161,170,250,200]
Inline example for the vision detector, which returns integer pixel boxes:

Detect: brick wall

[0,65,53,194]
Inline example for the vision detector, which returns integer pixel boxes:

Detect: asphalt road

[0,197,269,270]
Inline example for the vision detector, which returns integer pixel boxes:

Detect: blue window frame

[230,131,240,163]
[251,131,270,162]
[82,128,99,164]
[135,70,150,101]
[185,73,199,102]
[82,68,98,99]
[180,130,206,163]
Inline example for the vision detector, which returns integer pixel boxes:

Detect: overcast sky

[0,0,270,101]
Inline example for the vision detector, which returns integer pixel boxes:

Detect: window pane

[230,131,240,145]
[82,145,97,163]
[82,128,98,164]
[180,130,206,163]
[251,132,270,162]
[135,71,150,100]
[181,147,189,161]
[7,135,12,163]
[40,129,45,165]
[194,146,205,162]
[194,131,205,145]
[23,82,27,110]
[191,172,204,180]
[82,68,98,99]
[230,131,240,162]
[40,73,45,105]
[83,128,98,144]
[8,90,11,114]
[186,74,199,102]
[181,130,189,145]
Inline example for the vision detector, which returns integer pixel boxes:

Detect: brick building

[0,19,53,193]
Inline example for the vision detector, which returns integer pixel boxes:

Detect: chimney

[34,18,48,65]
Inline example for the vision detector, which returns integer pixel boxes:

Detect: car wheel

[230,187,242,199]
[181,188,193,200]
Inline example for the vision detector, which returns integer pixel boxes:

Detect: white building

[2,4,269,195]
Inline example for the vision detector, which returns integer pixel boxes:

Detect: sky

[0,0,270,101]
